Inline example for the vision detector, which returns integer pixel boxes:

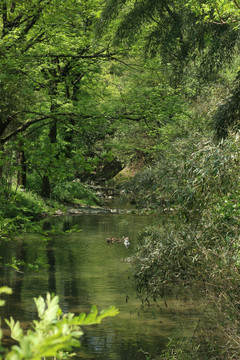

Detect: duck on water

[106,236,130,248]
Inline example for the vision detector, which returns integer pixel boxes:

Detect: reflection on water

[0,213,196,359]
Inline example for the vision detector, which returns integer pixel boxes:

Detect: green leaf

[0,287,12,295]
[3,293,118,359]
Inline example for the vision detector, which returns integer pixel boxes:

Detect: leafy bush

[26,173,43,195]
[133,217,240,359]
[51,181,101,206]
[124,122,209,211]
[127,131,240,218]
[0,287,118,360]
[0,187,64,237]
[131,133,240,359]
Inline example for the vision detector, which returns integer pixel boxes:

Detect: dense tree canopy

[0,0,124,196]
[1,0,239,196]
[99,0,240,137]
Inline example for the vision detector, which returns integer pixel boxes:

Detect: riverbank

[0,181,143,238]
[0,182,102,237]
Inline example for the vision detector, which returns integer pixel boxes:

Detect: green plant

[0,185,68,238]
[5,257,49,272]
[130,132,240,359]
[51,181,101,206]
[0,286,13,355]
[0,289,118,360]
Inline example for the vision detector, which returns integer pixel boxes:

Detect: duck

[122,236,130,248]
[106,237,121,245]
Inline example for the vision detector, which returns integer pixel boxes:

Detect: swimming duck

[123,236,130,248]
[106,237,121,245]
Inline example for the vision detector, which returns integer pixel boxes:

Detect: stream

[0,206,197,359]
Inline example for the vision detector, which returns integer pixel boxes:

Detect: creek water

[0,210,196,359]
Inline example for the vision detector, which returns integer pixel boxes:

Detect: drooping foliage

[100,0,240,136]
[100,0,239,72]
[213,70,240,137]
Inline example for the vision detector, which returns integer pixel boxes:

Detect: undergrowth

[51,181,101,206]
[0,179,101,237]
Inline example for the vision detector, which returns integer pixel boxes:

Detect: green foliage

[0,286,13,354]
[0,187,63,237]
[100,0,239,80]
[0,291,118,360]
[103,57,194,169]
[51,181,101,205]
[187,0,240,27]
[124,122,207,209]
[0,0,121,201]
[213,72,240,138]
[180,132,240,216]
[0,188,48,219]
[1,1,240,358]
[127,128,240,216]
[159,336,226,360]
[0,286,12,308]
[133,215,239,296]
[214,194,240,223]
[4,257,48,272]
[26,173,43,195]
[130,132,240,359]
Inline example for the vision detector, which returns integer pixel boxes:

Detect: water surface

[0,213,197,359]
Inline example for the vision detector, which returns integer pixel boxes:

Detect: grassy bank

[0,180,101,237]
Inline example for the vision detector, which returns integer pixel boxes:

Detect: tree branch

[1,1,8,37]
[233,0,240,10]
[24,120,55,137]
[25,51,122,60]
[0,116,50,144]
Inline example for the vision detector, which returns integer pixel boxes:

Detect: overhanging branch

[0,109,146,145]
[0,116,50,144]
[25,51,123,60]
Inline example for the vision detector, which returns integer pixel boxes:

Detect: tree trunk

[64,83,79,158]
[17,148,27,188]
[41,174,51,198]
[0,144,3,187]
[41,120,57,198]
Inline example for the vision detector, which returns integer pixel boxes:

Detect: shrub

[0,287,118,360]
[131,133,240,359]
[51,181,101,206]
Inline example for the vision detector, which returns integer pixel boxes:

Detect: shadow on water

[0,212,197,359]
